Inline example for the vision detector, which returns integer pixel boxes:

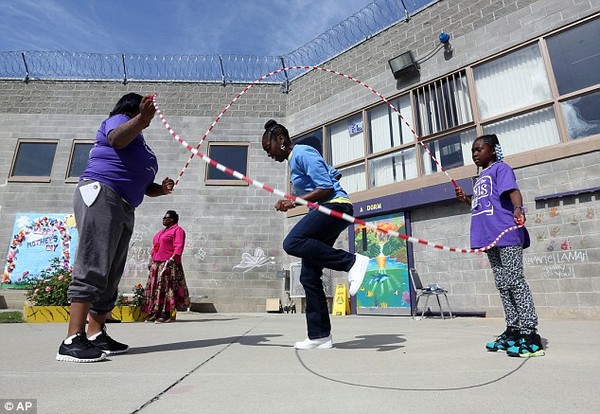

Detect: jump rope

[150,69,530,391]
[152,65,525,254]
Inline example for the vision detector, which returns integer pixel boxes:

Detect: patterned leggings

[486,245,538,334]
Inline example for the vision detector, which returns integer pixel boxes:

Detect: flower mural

[2,214,78,285]
[354,213,410,312]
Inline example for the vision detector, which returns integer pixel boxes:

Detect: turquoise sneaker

[486,327,519,352]
[506,332,545,357]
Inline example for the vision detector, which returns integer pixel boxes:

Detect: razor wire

[0,0,437,83]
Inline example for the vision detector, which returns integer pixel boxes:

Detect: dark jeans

[283,203,356,339]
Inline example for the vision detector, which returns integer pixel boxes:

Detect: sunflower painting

[353,212,410,313]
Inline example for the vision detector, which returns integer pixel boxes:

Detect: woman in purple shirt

[456,134,544,358]
[57,93,174,363]
[143,210,190,323]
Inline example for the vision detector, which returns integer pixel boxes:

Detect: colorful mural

[353,212,410,313]
[2,213,78,286]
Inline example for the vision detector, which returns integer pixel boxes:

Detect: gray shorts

[67,181,135,314]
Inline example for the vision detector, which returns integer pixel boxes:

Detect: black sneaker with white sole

[56,332,107,363]
[90,326,130,354]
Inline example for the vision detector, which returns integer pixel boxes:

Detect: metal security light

[388,50,419,79]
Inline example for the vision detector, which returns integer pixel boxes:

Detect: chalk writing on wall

[525,249,588,278]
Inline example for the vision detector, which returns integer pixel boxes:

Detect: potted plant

[23,258,146,323]
[23,258,71,323]
[111,283,146,322]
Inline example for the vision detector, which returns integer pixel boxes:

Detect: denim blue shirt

[288,144,349,204]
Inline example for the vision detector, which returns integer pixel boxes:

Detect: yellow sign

[332,283,350,316]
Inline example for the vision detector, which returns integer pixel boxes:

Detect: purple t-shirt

[81,114,158,208]
[470,162,529,249]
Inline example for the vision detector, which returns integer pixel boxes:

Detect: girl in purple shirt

[456,134,544,358]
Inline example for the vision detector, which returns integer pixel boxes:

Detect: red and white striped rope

[171,65,459,190]
[152,94,523,254]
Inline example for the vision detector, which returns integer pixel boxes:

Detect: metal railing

[0,0,436,84]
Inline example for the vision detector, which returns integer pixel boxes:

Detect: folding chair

[409,268,453,320]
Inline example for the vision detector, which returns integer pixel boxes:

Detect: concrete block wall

[286,0,599,135]
[1,0,598,317]
[0,81,291,312]
[282,0,600,318]
[412,153,600,319]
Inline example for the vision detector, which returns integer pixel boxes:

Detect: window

[338,163,366,194]
[369,147,417,188]
[483,107,560,155]
[414,71,473,136]
[546,18,600,95]
[473,44,551,120]
[294,129,323,155]
[368,94,414,154]
[329,114,364,165]
[421,129,476,175]
[560,91,600,140]
[205,142,250,186]
[9,140,58,182]
[66,141,94,180]
[306,18,599,195]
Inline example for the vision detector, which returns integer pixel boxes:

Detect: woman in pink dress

[143,210,190,323]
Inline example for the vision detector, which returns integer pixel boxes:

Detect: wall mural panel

[353,212,410,315]
[2,213,78,286]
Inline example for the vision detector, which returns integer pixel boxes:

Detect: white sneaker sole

[100,346,130,355]
[294,341,333,350]
[55,352,107,363]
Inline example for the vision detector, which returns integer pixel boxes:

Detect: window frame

[8,139,59,183]
[291,14,600,196]
[204,141,250,186]
[65,140,95,183]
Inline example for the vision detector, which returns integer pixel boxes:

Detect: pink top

[151,224,186,263]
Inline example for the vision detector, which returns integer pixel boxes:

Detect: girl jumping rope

[456,134,544,357]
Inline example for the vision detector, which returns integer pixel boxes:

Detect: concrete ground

[1,312,599,414]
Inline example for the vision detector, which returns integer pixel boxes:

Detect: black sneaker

[90,326,130,354]
[56,332,107,363]
[486,326,519,352]
[506,332,545,357]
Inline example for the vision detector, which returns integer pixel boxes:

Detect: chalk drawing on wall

[124,224,153,275]
[232,247,275,273]
[2,213,78,285]
[525,249,588,279]
[534,213,544,225]
[586,207,595,219]
[186,233,208,262]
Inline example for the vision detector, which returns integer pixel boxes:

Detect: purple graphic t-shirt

[470,162,529,249]
[81,114,158,208]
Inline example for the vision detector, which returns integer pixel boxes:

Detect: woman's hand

[145,177,174,197]
[138,95,156,129]
[275,199,296,212]
[161,177,174,195]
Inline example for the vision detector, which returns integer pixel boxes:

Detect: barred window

[414,71,473,137]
